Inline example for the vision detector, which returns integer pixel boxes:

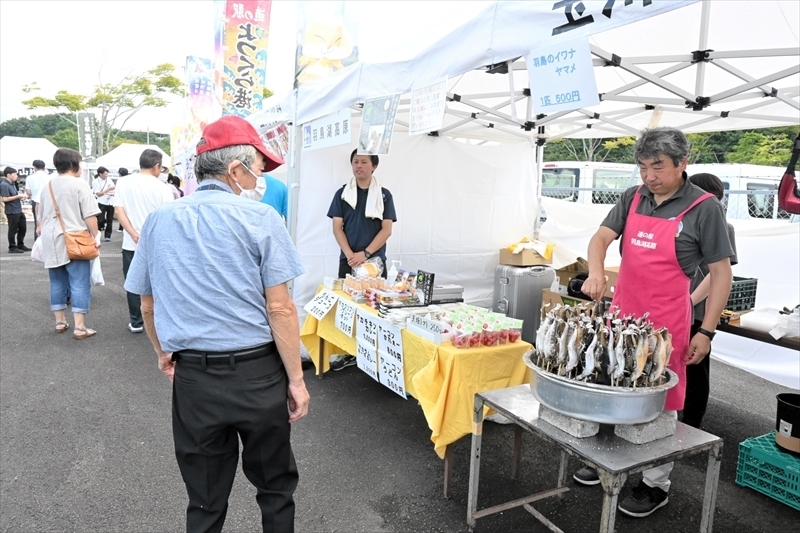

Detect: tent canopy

[286,0,799,142]
[96,143,171,171]
[0,136,58,169]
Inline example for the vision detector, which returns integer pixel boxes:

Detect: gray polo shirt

[124,179,305,352]
[601,175,734,278]
[691,223,738,322]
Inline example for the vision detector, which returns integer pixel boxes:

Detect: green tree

[0,113,74,138]
[46,129,79,150]
[543,136,635,163]
[22,64,185,156]
[727,131,794,166]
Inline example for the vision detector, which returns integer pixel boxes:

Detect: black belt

[173,342,277,369]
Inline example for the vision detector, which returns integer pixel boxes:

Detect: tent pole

[533,137,544,240]
[695,0,712,96]
[286,91,302,297]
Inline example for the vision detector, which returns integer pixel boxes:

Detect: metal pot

[524,350,678,425]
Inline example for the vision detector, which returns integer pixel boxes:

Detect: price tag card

[356,338,379,382]
[378,322,406,399]
[335,298,357,337]
[303,288,339,321]
[356,309,379,350]
[406,314,442,345]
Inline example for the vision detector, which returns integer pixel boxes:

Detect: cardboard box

[554,258,618,300]
[499,248,552,266]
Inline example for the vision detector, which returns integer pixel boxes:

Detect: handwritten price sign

[335,298,357,337]
[356,339,379,381]
[378,321,406,399]
[356,309,379,350]
[303,288,339,321]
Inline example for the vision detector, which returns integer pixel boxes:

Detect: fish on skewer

[556,319,573,370]
[577,327,598,380]
[565,319,582,374]
[648,329,668,383]
[612,326,626,382]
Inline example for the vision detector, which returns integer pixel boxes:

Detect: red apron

[610,188,714,410]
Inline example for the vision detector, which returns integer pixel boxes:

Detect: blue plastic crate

[736,431,800,511]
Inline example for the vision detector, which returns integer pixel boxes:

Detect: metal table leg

[467,396,486,532]
[598,470,626,533]
[556,451,568,497]
[317,336,325,379]
[444,444,454,499]
[511,425,523,480]
[700,442,723,533]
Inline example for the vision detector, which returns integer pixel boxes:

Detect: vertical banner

[76,112,97,159]
[358,94,401,155]
[219,0,272,117]
[295,1,359,87]
[409,79,447,136]
[525,36,599,115]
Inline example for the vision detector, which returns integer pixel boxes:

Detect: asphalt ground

[1,220,798,533]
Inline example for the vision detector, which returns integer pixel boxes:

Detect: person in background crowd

[36,148,101,339]
[683,173,738,429]
[576,127,733,518]
[25,159,49,240]
[326,149,397,371]
[166,174,184,198]
[125,115,308,533]
[261,173,288,219]
[1,167,29,253]
[115,168,129,232]
[92,166,116,242]
[113,151,174,334]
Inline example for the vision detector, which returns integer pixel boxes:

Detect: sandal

[73,327,97,340]
[55,321,70,333]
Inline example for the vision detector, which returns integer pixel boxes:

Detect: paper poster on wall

[409,79,447,136]
[358,94,401,155]
[303,288,339,320]
[525,36,599,115]
[302,108,352,151]
[335,298,357,337]
[378,322,406,399]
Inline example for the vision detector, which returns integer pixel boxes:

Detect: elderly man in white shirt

[25,159,50,240]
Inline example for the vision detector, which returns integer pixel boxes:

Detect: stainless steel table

[467,385,723,533]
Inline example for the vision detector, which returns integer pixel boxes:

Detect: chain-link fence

[540,187,795,221]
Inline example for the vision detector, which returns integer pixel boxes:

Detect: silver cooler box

[493,265,555,346]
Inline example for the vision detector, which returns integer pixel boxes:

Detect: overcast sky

[0,0,490,134]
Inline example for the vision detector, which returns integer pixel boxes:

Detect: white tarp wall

[539,196,800,388]
[291,134,537,310]
[96,143,171,171]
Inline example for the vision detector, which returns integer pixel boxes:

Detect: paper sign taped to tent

[303,108,352,151]
[409,79,447,136]
[526,36,599,115]
[358,94,401,155]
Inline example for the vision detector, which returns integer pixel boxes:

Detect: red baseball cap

[196,115,284,172]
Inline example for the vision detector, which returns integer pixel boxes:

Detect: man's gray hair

[634,127,691,167]
[194,144,257,182]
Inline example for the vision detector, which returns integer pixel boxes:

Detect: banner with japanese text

[295,1,358,87]
[219,0,272,117]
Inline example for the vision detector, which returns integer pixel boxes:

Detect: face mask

[234,162,266,201]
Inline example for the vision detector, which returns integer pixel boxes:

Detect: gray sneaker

[330,355,357,371]
[573,466,600,486]
[128,323,144,334]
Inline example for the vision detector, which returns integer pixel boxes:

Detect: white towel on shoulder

[341,176,384,220]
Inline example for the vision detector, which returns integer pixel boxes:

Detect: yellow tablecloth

[300,288,532,458]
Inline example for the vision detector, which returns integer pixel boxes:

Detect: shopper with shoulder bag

[37,148,102,339]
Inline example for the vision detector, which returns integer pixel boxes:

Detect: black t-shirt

[0,178,22,215]
[601,177,734,278]
[327,185,397,261]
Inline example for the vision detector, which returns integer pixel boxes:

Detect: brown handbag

[48,181,99,261]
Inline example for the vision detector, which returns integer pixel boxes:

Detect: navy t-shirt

[327,185,397,261]
[0,179,22,215]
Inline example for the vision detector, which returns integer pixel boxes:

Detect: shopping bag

[30,238,44,263]
[91,257,105,286]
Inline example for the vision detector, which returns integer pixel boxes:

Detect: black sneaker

[618,480,668,517]
[8,248,23,254]
[573,466,601,486]
[330,355,357,371]
[17,245,32,251]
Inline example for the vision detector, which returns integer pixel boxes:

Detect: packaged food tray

[735,431,800,511]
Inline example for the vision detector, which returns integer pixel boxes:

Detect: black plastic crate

[726,276,758,311]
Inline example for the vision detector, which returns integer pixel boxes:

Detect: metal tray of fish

[524,350,678,425]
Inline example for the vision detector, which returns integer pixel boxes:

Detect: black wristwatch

[697,327,716,340]
[363,250,372,259]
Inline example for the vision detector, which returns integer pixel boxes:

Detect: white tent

[96,143,171,171]
[0,136,58,170]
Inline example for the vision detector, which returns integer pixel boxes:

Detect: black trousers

[172,351,297,533]
[6,213,27,249]
[97,204,114,238]
[682,320,711,428]
[121,250,143,328]
[31,201,39,241]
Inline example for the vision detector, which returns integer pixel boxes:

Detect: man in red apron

[574,127,734,518]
